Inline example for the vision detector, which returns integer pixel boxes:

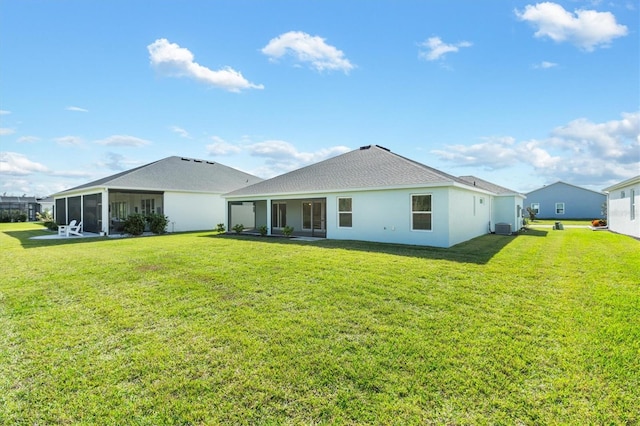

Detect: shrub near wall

[123,214,146,236]
[147,213,169,234]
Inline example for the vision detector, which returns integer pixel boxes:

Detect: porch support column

[102,189,109,235]
[266,198,272,236]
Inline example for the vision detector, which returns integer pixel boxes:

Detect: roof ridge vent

[359,145,372,150]
[375,145,390,152]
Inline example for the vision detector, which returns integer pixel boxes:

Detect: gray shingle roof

[458,175,521,195]
[56,156,262,195]
[226,145,470,197]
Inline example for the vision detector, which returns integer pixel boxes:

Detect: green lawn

[1,222,638,425]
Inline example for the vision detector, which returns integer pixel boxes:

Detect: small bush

[282,225,294,237]
[232,224,244,234]
[123,214,146,236]
[147,213,169,234]
[43,221,58,231]
[258,225,268,236]
[215,223,226,232]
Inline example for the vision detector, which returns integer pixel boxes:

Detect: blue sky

[1,0,638,197]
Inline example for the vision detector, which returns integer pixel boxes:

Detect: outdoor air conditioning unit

[495,223,512,235]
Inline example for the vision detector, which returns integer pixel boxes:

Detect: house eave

[54,185,226,198]
[224,180,512,200]
[603,175,640,192]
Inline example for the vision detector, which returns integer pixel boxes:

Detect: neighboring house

[224,145,525,248]
[525,181,606,219]
[0,195,41,222]
[53,156,262,235]
[603,175,640,239]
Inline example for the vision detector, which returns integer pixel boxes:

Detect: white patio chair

[68,221,83,236]
[57,220,76,237]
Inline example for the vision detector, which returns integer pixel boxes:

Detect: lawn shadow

[3,229,109,248]
[207,230,540,265]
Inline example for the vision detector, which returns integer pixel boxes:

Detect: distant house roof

[526,181,604,196]
[55,156,263,196]
[0,196,39,203]
[458,175,522,196]
[226,145,514,197]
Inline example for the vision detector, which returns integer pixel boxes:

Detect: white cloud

[549,112,640,162]
[49,170,93,178]
[0,110,10,115]
[148,38,264,92]
[262,31,355,73]
[0,128,16,136]
[170,126,191,139]
[515,2,628,51]
[431,136,524,170]
[97,152,141,171]
[17,136,40,143]
[206,136,242,155]
[54,136,84,147]
[0,152,49,176]
[418,37,472,61]
[535,61,558,69]
[65,106,89,112]
[95,135,151,147]
[248,140,350,177]
[432,112,639,185]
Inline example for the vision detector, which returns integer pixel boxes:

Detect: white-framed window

[531,203,540,214]
[555,202,565,215]
[141,199,155,215]
[337,197,352,228]
[411,194,432,231]
[631,189,636,220]
[111,202,127,220]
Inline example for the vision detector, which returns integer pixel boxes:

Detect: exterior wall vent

[495,223,512,235]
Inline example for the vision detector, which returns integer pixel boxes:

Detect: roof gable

[226,145,482,197]
[56,157,262,195]
[526,181,604,196]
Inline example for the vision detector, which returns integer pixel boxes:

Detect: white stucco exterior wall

[164,191,224,233]
[327,187,453,247]
[446,188,492,246]
[606,179,640,238]
[492,196,524,233]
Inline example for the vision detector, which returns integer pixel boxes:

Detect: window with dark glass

[412,194,432,231]
[338,197,352,227]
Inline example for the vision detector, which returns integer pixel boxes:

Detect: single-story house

[224,145,525,248]
[603,175,640,238]
[53,156,262,235]
[0,195,41,222]
[525,181,606,219]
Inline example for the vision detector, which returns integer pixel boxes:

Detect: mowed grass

[1,223,638,425]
